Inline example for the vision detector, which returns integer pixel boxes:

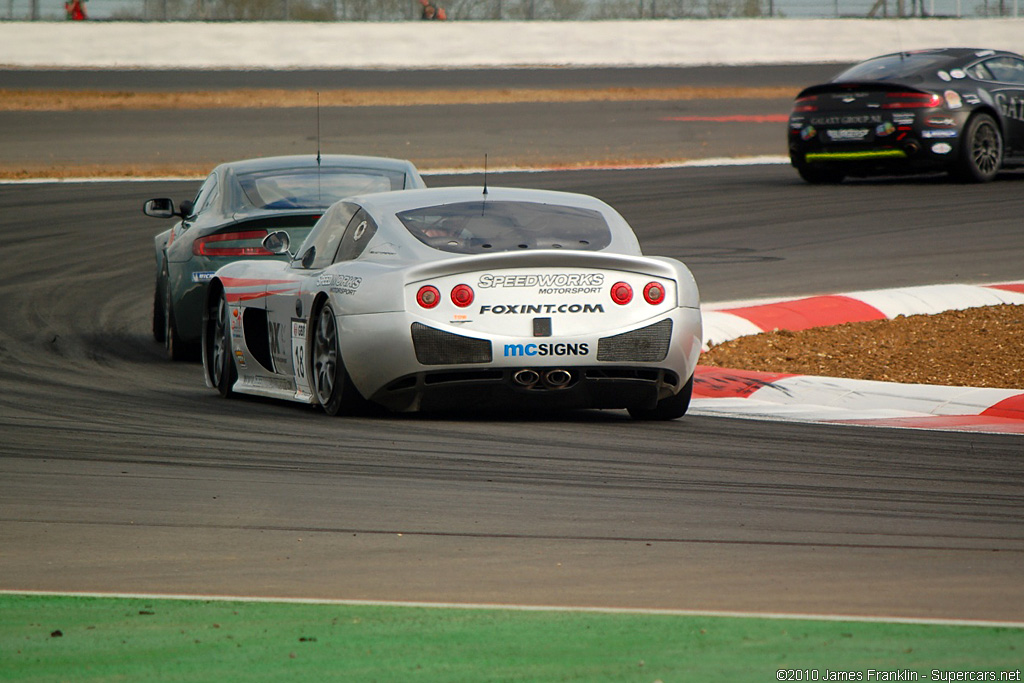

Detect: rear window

[238,167,405,210]
[834,53,950,83]
[397,201,612,254]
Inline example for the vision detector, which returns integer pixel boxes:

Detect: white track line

[3,590,1022,629]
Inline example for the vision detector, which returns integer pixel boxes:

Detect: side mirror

[262,230,291,256]
[301,246,316,269]
[143,198,176,218]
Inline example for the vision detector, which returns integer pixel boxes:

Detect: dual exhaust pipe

[513,368,573,390]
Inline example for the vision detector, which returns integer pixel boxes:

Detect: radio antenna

[316,92,322,202]
[482,153,488,196]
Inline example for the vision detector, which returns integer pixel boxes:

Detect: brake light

[881,92,943,109]
[643,282,665,305]
[451,284,474,308]
[416,285,440,308]
[193,230,272,257]
[610,282,633,305]
[792,95,818,112]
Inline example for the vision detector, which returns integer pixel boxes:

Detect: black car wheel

[164,283,185,360]
[795,162,846,185]
[152,274,166,343]
[164,269,199,361]
[207,290,236,398]
[311,301,365,416]
[951,113,1003,183]
[628,373,693,421]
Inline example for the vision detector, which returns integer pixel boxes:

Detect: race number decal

[291,319,311,400]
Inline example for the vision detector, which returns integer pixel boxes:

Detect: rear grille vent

[597,319,672,362]
[411,323,492,365]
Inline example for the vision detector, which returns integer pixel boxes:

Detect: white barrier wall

[1,19,1023,69]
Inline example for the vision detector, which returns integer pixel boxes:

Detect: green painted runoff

[1,594,1021,682]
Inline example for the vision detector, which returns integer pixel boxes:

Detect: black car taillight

[792,95,818,112]
[882,92,943,109]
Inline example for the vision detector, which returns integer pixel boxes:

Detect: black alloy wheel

[208,291,236,398]
[311,302,365,416]
[163,266,199,361]
[952,113,1003,183]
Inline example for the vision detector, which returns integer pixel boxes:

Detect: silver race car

[202,186,702,420]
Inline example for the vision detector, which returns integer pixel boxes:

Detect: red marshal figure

[419,0,446,20]
[65,0,87,20]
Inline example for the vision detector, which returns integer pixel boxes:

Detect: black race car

[788,48,1024,183]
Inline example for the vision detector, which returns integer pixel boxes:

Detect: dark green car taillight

[192,230,274,257]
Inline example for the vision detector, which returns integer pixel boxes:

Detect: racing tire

[164,271,199,362]
[795,163,845,185]
[950,113,1002,183]
[206,290,237,398]
[628,373,693,421]
[152,275,166,343]
[310,301,366,416]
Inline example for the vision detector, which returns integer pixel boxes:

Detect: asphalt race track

[1,68,1024,623]
[0,65,842,171]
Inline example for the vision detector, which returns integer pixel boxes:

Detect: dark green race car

[144,154,426,360]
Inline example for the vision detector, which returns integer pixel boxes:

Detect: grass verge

[1,594,1021,682]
